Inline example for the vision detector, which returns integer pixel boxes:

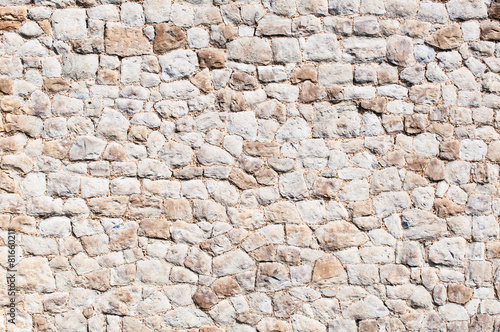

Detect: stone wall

[1,0,500,330]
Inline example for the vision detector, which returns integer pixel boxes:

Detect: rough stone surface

[1,0,498,329]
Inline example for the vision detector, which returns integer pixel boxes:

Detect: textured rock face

[2,0,500,330]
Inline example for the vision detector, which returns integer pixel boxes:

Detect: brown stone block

[299,81,326,103]
[481,20,500,41]
[105,23,153,57]
[434,198,465,218]
[0,77,12,95]
[243,141,280,157]
[405,153,429,172]
[312,254,347,285]
[212,276,242,296]
[486,242,500,258]
[44,78,70,93]
[426,23,462,49]
[138,218,170,239]
[0,6,27,21]
[229,71,259,91]
[440,140,460,160]
[229,168,258,190]
[193,286,218,309]
[447,283,473,304]
[190,68,214,93]
[361,97,387,113]
[490,0,500,20]
[425,158,445,181]
[0,20,21,31]
[198,47,226,69]
[291,64,318,83]
[154,23,186,54]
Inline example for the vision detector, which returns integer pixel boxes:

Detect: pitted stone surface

[2,0,500,331]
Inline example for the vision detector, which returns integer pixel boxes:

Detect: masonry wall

[1,0,500,330]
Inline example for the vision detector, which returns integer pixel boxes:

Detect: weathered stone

[62,54,98,80]
[312,254,347,285]
[446,0,487,21]
[426,24,462,50]
[434,198,464,218]
[89,197,128,217]
[193,287,219,309]
[159,141,193,168]
[316,221,369,250]
[227,38,272,65]
[481,20,500,41]
[138,218,170,239]
[96,109,129,142]
[198,48,225,69]
[163,307,212,329]
[52,9,87,40]
[18,257,56,292]
[313,102,360,138]
[343,37,387,63]
[152,23,186,54]
[213,250,255,277]
[342,295,389,320]
[256,263,291,291]
[387,35,414,66]
[279,171,309,201]
[402,209,448,240]
[448,284,473,304]
[428,237,466,267]
[304,34,341,62]
[105,23,153,56]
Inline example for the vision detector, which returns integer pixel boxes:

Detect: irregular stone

[88,197,128,217]
[256,263,291,291]
[52,9,87,40]
[105,23,153,56]
[276,117,312,142]
[227,38,272,65]
[213,250,255,277]
[428,237,466,267]
[159,49,197,82]
[410,84,441,105]
[197,144,234,166]
[62,54,98,80]
[402,209,448,240]
[198,48,225,69]
[446,0,487,21]
[329,0,359,15]
[312,253,347,285]
[278,171,309,201]
[263,0,296,17]
[426,24,462,50]
[193,287,219,309]
[226,111,258,140]
[18,257,56,292]
[303,34,341,62]
[448,284,473,304]
[313,102,360,138]
[342,295,389,320]
[387,35,414,66]
[315,221,369,250]
[291,315,326,332]
[144,0,171,23]
[370,167,401,195]
[343,37,387,63]
[96,109,129,142]
[163,307,212,329]
[434,198,464,218]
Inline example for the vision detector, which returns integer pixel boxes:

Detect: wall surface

[1,0,500,330]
